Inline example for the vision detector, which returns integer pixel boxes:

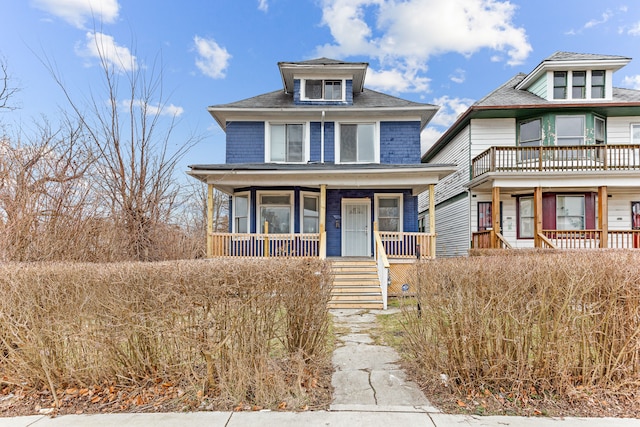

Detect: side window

[518,197,534,238]
[301,194,320,233]
[233,193,250,233]
[519,119,542,147]
[595,117,605,144]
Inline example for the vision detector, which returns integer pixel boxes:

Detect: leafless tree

[0,57,19,111]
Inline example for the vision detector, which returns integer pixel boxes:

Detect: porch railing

[374,227,390,310]
[609,230,640,249]
[542,230,601,249]
[471,230,512,249]
[472,229,640,250]
[209,232,320,257]
[377,231,436,259]
[472,144,640,179]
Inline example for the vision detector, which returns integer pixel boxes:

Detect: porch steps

[328,259,383,310]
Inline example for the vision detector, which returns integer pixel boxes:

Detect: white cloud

[258,0,268,12]
[316,0,531,93]
[421,95,474,154]
[627,22,640,36]
[31,0,119,29]
[420,127,443,155]
[121,99,184,117]
[450,68,465,84]
[75,31,137,73]
[193,36,231,79]
[584,10,612,29]
[365,66,430,93]
[622,75,640,90]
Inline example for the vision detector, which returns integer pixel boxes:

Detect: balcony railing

[472,144,640,179]
[209,233,320,257]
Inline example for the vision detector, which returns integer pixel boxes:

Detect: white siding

[470,191,535,249]
[470,118,516,158]
[435,195,470,257]
[606,117,638,144]
[609,191,640,229]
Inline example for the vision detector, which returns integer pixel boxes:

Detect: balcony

[472,144,640,179]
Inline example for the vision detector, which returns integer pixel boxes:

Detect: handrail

[374,226,390,310]
[537,232,557,249]
[495,232,512,249]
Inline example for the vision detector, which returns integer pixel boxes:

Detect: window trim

[595,116,606,144]
[591,70,605,99]
[232,191,250,234]
[257,190,294,234]
[374,193,403,233]
[631,123,640,144]
[517,196,534,239]
[556,195,585,231]
[335,121,380,164]
[571,71,586,99]
[300,192,320,234]
[553,71,567,99]
[265,122,309,163]
[555,115,585,146]
[301,78,345,101]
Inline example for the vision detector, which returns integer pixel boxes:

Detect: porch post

[599,186,608,248]
[429,184,436,258]
[207,183,214,258]
[320,185,327,258]
[534,187,543,248]
[492,186,500,248]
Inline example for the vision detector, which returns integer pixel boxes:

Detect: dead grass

[395,250,640,417]
[0,258,334,415]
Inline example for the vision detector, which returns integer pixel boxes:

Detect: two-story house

[421,52,640,257]
[188,58,455,308]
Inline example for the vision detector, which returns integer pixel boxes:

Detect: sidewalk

[0,309,638,426]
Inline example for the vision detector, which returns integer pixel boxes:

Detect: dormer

[515,52,631,102]
[278,58,368,106]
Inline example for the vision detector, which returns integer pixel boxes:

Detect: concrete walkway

[0,309,638,426]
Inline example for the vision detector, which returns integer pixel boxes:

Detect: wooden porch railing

[542,230,601,249]
[472,144,640,179]
[472,229,640,250]
[608,230,640,249]
[209,232,320,257]
[471,230,512,249]
[377,231,435,259]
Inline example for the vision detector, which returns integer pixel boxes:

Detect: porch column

[534,187,543,248]
[492,186,500,248]
[599,186,608,248]
[320,184,327,258]
[206,183,214,258]
[429,184,436,258]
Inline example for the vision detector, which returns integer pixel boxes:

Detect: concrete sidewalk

[0,308,638,426]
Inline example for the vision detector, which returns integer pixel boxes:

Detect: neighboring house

[188,58,455,308]
[420,52,640,257]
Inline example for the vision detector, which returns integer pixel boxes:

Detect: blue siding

[310,122,321,162]
[324,122,335,162]
[380,121,422,164]
[226,122,264,164]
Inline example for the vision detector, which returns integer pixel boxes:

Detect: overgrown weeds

[0,258,333,414]
[401,250,640,416]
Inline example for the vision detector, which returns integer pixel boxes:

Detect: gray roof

[278,57,367,66]
[544,51,631,62]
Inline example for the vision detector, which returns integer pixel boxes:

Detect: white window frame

[335,121,380,164]
[595,116,605,144]
[265,122,309,163]
[631,124,640,144]
[555,115,585,146]
[300,192,320,234]
[257,191,294,234]
[556,195,585,231]
[374,193,403,233]
[518,196,534,239]
[232,191,250,234]
[300,78,346,101]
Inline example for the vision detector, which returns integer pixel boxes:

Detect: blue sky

[3,0,640,175]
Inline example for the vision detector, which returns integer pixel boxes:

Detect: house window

[258,192,293,233]
[339,123,376,163]
[375,194,402,232]
[478,202,492,231]
[304,79,343,100]
[556,115,584,145]
[553,71,567,99]
[631,124,640,144]
[233,193,250,233]
[556,195,585,230]
[595,117,605,144]
[519,119,542,147]
[301,194,319,233]
[592,70,605,98]
[269,124,304,162]
[518,197,534,238]
[572,71,586,99]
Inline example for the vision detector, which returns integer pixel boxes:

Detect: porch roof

[187,162,456,195]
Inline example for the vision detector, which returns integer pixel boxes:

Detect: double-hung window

[518,197,534,238]
[233,193,250,233]
[572,71,586,99]
[591,70,605,98]
[556,115,585,146]
[519,119,541,161]
[259,193,293,234]
[556,195,585,230]
[375,194,402,232]
[595,117,605,144]
[632,124,640,144]
[301,194,320,233]
[553,71,567,99]
[339,123,376,163]
[304,79,343,100]
[269,124,304,162]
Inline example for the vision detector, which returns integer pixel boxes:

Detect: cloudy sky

[3,0,640,169]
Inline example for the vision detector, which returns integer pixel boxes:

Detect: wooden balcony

[472,144,640,179]
[472,229,640,250]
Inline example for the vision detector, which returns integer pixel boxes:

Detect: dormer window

[572,71,586,99]
[554,71,567,99]
[303,79,343,101]
[592,70,605,98]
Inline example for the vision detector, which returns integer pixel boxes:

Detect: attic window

[572,71,586,99]
[553,71,567,99]
[304,79,342,100]
[592,70,605,98]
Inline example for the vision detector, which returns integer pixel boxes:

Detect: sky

[3,0,640,179]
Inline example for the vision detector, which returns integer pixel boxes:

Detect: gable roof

[208,88,439,131]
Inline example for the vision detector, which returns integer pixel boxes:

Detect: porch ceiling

[467,170,640,191]
[187,163,456,195]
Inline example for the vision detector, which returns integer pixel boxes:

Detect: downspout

[321,110,325,163]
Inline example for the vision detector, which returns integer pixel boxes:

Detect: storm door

[342,199,370,256]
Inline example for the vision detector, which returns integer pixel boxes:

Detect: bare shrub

[0,258,333,411]
[402,250,640,403]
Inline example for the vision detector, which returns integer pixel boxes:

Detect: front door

[342,199,370,256]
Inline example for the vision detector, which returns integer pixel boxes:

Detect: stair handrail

[373,222,390,310]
